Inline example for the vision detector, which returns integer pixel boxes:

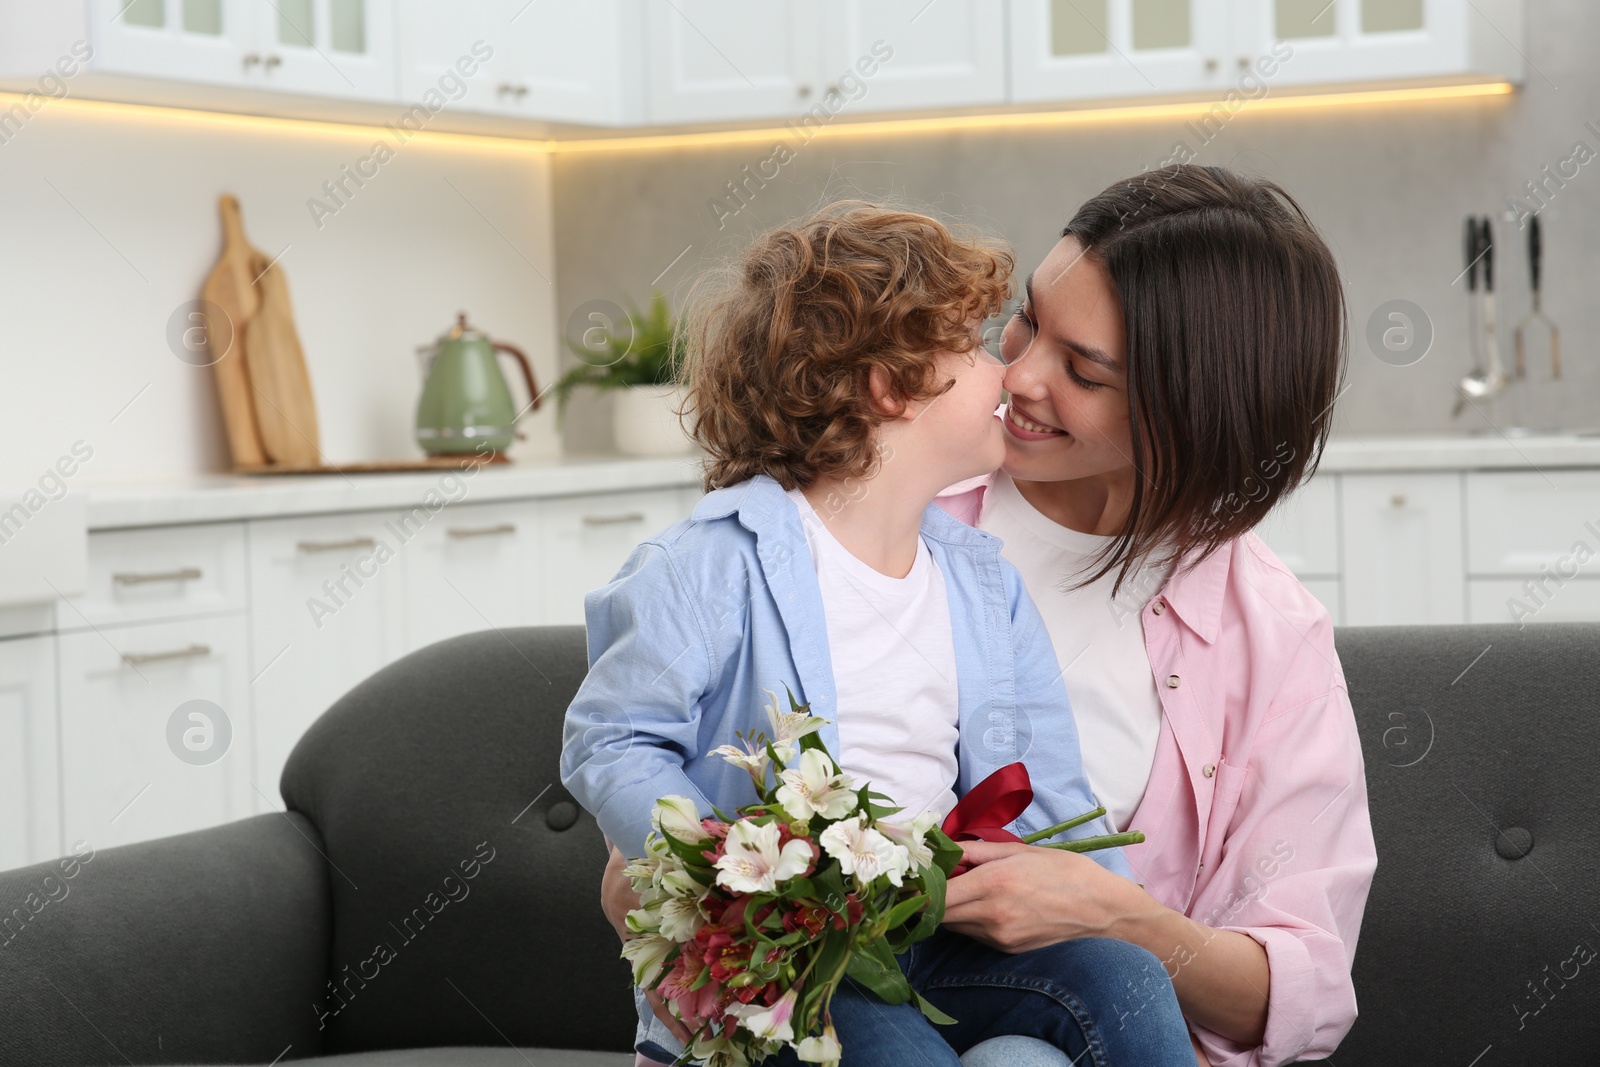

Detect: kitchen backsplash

[0,101,559,482]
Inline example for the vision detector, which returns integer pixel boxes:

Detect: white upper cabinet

[396,0,642,126]
[820,0,1006,112]
[87,0,396,100]
[1010,0,1234,102]
[645,0,824,123]
[1232,0,1524,88]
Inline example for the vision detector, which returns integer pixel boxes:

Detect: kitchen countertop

[80,454,705,529]
[72,435,1600,530]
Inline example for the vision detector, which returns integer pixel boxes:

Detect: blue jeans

[637,929,1195,1067]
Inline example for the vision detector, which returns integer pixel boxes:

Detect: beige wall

[552,0,1600,453]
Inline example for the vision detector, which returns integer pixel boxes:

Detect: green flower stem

[1039,830,1146,853]
[1020,807,1107,844]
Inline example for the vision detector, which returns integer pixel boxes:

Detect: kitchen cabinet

[1464,471,1600,576]
[1340,472,1466,625]
[1233,0,1523,89]
[644,0,824,124]
[0,635,61,871]
[538,487,701,625]
[1468,579,1600,626]
[55,522,247,631]
[247,509,407,800]
[395,0,643,126]
[57,614,253,852]
[1009,0,1234,103]
[400,498,543,651]
[1255,475,1344,623]
[87,0,396,101]
[820,0,1006,112]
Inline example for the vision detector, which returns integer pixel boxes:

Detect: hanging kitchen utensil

[1454,216,1510,417]
[200,196,267,466]
[414,312,541,457]
[1514,212,1562,380]
[243,249,322,466]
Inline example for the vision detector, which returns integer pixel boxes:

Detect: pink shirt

[940,476,1377,1067]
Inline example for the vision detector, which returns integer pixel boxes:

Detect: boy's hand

[601,844,694,1045]
[601,843,637,941]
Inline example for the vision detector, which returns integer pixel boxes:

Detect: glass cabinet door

[86,0,255,85]
[1231,0,1493,88]
[254,0,397,101]
[1010,0,1233,103]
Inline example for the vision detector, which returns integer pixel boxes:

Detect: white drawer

[539,488,696,625]
[1466,471,1600,577]
[1256,476,1340,576]
[0,602,55,641]
[1468,578,1600,625]
[57,523,248,629]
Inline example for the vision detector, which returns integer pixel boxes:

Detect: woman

[606,164,1377,1066]
[936,164,1377,1066]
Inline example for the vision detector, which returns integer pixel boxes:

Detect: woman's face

[997,235,1135,485]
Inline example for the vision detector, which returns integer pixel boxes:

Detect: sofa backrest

[1332,623,1599,1064]
[278,622,1600,1062]
[280,625,638,1055]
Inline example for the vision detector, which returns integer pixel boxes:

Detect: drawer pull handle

[113,566,202,586]
[1390,494,1408,508]
[582,512,645,527]
[448,523,517,539]
[122,643,211,667]
[297,537,377,553]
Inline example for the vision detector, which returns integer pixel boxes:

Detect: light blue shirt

[559,473,1131,880]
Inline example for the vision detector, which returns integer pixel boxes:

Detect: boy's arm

[1002,560,1137,880]
[560,541,717,860]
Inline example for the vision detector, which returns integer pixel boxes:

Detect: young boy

[560,203,1189,1065]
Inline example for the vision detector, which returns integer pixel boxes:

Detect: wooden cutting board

[200,196,266,467]
[243,250,322,466]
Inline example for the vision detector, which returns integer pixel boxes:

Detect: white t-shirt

[976,474,1170,833]
[786,488,960,821]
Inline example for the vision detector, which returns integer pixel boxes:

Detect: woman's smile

[1003,400,1068,440]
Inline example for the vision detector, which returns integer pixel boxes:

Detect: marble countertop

[70,435,1600,529]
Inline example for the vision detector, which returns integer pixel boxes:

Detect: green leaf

[911,988,958,1026]
[844,938,913,1006]
[881,893,928,932]
[894,863,945,950]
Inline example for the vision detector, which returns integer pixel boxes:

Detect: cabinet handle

[297,537,376,553]
[1204,57,1219,73]
[243,52,261,68]
[122,643,211,667]
[264,54,282,69]
[1390,494,1408,508]
[797,83,813,98]
[582,512,646,527]
[447,523,517,539]
[113,566,202,586]
[1237,55,1251,70]
[497,81,515,95]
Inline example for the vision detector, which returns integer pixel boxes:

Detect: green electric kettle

[414,312,541,457]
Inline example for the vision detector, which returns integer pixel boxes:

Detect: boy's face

[900,325,1008,485]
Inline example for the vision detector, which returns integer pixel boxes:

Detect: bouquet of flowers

[619,690,1142,1067]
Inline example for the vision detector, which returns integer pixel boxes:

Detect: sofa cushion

[279,626,636,1056]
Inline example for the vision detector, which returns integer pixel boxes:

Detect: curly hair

[681,201,1013,491]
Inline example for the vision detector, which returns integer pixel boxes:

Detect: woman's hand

[601,844,694,1045]
[941,839,1152,952]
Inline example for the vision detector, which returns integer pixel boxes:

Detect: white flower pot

[612,384,691,457]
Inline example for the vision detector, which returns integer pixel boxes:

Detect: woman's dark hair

[1062,164,1347,591]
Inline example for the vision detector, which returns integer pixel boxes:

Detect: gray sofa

[2,623,1596,1066]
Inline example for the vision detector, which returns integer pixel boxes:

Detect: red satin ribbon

[941,761,1033,876]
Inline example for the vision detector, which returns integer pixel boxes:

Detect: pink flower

[660,952,720,1022]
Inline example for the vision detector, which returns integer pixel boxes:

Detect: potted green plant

[553,291,692,457]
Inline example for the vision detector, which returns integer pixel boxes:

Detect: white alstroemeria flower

[710,740,771,780]
[713,820,814,894]
[819,815,912,887]
[763,688,827,749]
[728,989,798,1042]
[795,1030,842,1065]
[878,810,940,871]
[660,865,704,899]
[652,795,710,844]
[658,894,708,942]
[620,933,674,987]
[775,749,858,821]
